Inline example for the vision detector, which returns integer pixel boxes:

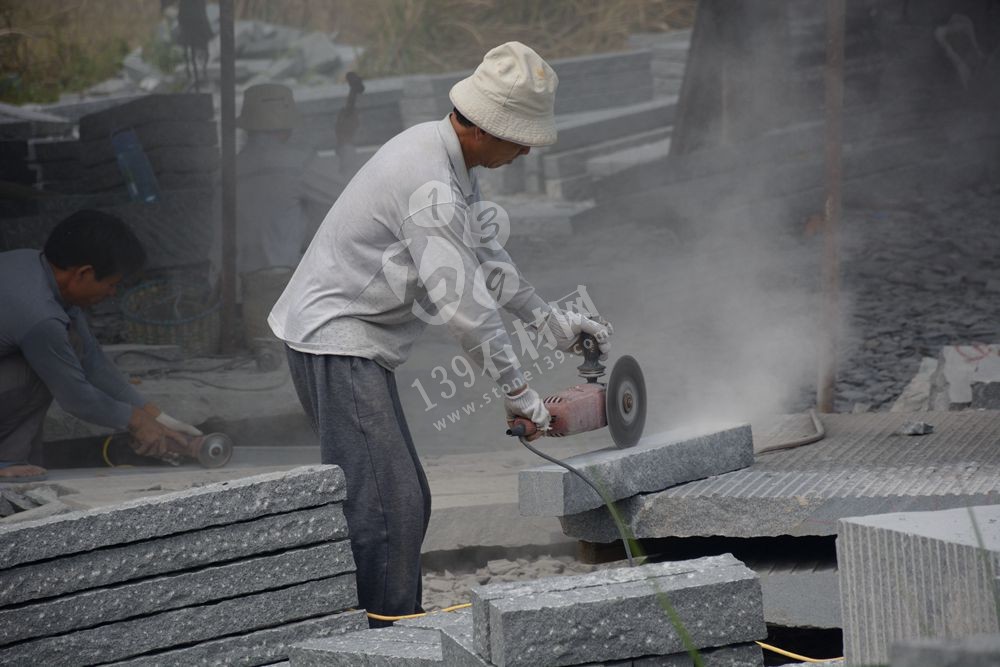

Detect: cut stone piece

[929,344,1000,409]
[0,465,346,569]
[0,540,355,645]
[560,411,1000,541]
[891,634,1000,667]
[838,504,1000,666]
[0,503,346,607]
[472,554,765,667]
[0,575,358,666]
[289,626,443,666]
[757,562,840,629]
[519,424,753,517]
[104,610,367,667]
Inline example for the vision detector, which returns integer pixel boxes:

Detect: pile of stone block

[68,93,219,195]
[0,465,365,666]
[287,553,767,666]
[518,424,753,518]
[838,504,1000,666]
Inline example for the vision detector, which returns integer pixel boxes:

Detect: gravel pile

[835,183,1000,411]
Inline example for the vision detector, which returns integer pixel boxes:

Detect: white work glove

[542,308,614,360]
[504,387,551,432]
[155,412,203,437]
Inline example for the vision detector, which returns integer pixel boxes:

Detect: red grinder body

[509,383,607,438]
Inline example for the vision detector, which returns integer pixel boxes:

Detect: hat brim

[450,78,557,147]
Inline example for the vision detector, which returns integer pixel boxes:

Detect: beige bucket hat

[237,83,300,131]
[449,42,558,147]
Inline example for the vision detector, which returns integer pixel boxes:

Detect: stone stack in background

[0,465,364,666]
[73,93,219,195]
[288,554,767,666]
[838,504,1000,666]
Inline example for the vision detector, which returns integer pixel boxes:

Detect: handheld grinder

[507,332,647,566]
[507,333,647,447]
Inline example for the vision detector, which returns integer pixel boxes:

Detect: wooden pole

[219,0,237,354]
[818,0,845,413]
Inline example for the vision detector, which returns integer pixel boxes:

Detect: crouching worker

[0,210,200,482]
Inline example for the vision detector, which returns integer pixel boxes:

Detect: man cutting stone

[0,210,200,482]
[268,42,612,622]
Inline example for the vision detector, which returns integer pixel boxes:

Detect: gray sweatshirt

[0,250,145,429]
[268,117,550,388]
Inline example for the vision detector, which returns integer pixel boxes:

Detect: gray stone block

[0,574,358,666]
[560,412,1000,542]
[891,634,1000,667]
[0,540,355,645]
[472,554,765,667]
[79,93,214,140]
[519,424,752,516]
[290,626,443,666]
[0,465,346,570]
[79,120,218,166]
[107,610,367,667]
[838,504,1000,666]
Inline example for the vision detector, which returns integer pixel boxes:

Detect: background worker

[0,210,200,482]
[268,42,612,622]
[216,82,362,341]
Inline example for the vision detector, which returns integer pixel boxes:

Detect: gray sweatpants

[0,353,53,465]
[286,347,431,620]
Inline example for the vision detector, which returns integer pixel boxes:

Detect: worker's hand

[543,308,613,360]
[155,412,203,437]
[504,386,551,439]
[128,408,190,458]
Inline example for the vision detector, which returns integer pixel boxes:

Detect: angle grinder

[507,332,647,566]
[507,333,647,447]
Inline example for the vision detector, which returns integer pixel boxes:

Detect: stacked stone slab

[838,504,1000,666]
[290,554,766,666]
[0,465,365,666]
[518,424,753,517]
[891,635,1000,667]
[73,93,218,195]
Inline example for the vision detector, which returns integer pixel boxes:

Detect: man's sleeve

[19,319,134,429]
[475,240,551,329]
[401,201,526,390]
[71,312,147,409]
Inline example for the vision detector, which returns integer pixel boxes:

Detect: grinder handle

[506,417,537,438]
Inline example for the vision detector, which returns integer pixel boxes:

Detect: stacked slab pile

[289,554,766,666]
[838,504,1000,666]
[575,3,1000,232]
[70,93,218,195]
[0,465,366,666]
[560,411,1000,542]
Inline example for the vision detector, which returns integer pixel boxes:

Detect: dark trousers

[286,347,431,620]
[0,353,53,465]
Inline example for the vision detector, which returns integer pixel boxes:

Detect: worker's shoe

[0,463,48,483]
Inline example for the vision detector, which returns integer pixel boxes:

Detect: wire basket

[120,279,221,356]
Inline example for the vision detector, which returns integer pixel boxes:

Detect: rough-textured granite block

[472,554,765,667]
[289,626,443,666]
[79,93,214,140]
[0,465,346,569]
[79,120,218,166]
[107,610,367,667]
[519,424,752,516]
[0,503,346,606]
[0,540,355,645]
[891,634,1000,667]
[560,412,1000,542]
[436,608,762,667]
[838,504,1000,666]
[0,574,358,666]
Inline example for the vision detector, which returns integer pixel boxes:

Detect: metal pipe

[818,0,845,413]
[218,0,237,354]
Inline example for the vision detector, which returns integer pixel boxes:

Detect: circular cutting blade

[606,355,646,448]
